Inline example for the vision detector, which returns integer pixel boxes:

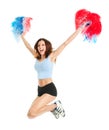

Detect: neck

[41,55,45,59]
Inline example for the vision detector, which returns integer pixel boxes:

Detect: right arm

[21,35,37,58]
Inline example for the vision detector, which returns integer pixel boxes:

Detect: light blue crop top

[34,56,54,79]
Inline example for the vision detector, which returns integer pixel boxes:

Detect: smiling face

[37,40,46,56]
[34,38,53,59]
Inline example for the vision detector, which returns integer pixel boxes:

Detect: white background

[0,0,109,130]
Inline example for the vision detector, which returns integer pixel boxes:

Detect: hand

[21,32,25,37]
[81,21,92,29]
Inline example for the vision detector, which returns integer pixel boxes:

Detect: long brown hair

[34,38,53,59]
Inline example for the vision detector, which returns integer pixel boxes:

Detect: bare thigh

[28,94,56,112]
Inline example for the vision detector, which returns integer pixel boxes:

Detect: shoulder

[34,52,39,58]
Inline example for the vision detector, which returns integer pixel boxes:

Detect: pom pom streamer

[75,9,102,43]
[11,16,32,41]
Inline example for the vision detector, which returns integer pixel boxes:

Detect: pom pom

[23,17,32,35]
[11,16,32,41]
[75,9,102,43]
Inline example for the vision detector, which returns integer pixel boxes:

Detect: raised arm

[52,22,90,59]
[21,35,37,57]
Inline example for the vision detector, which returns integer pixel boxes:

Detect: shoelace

[56,107,64,114]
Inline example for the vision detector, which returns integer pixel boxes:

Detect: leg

[27,94,57,119]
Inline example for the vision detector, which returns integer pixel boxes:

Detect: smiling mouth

[40,49,44,52]
[39,49,45,53]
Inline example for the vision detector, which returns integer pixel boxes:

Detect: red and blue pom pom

[75,9,102,43]
[11,16,32,41]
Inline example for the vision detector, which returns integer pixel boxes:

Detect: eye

[38,44,40,47]
[42,43,45,46]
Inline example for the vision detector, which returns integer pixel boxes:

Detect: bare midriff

[38,78,53,87]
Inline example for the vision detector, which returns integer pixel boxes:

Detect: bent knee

[27,110,38,119]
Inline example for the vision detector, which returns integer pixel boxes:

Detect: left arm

[51,26,84,59]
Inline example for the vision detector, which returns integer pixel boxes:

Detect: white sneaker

[51,109,60,119]
[54,100,65,117]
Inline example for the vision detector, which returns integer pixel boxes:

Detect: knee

[27,110,38,119]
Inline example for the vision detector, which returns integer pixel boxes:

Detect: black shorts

[38,82,57,97]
